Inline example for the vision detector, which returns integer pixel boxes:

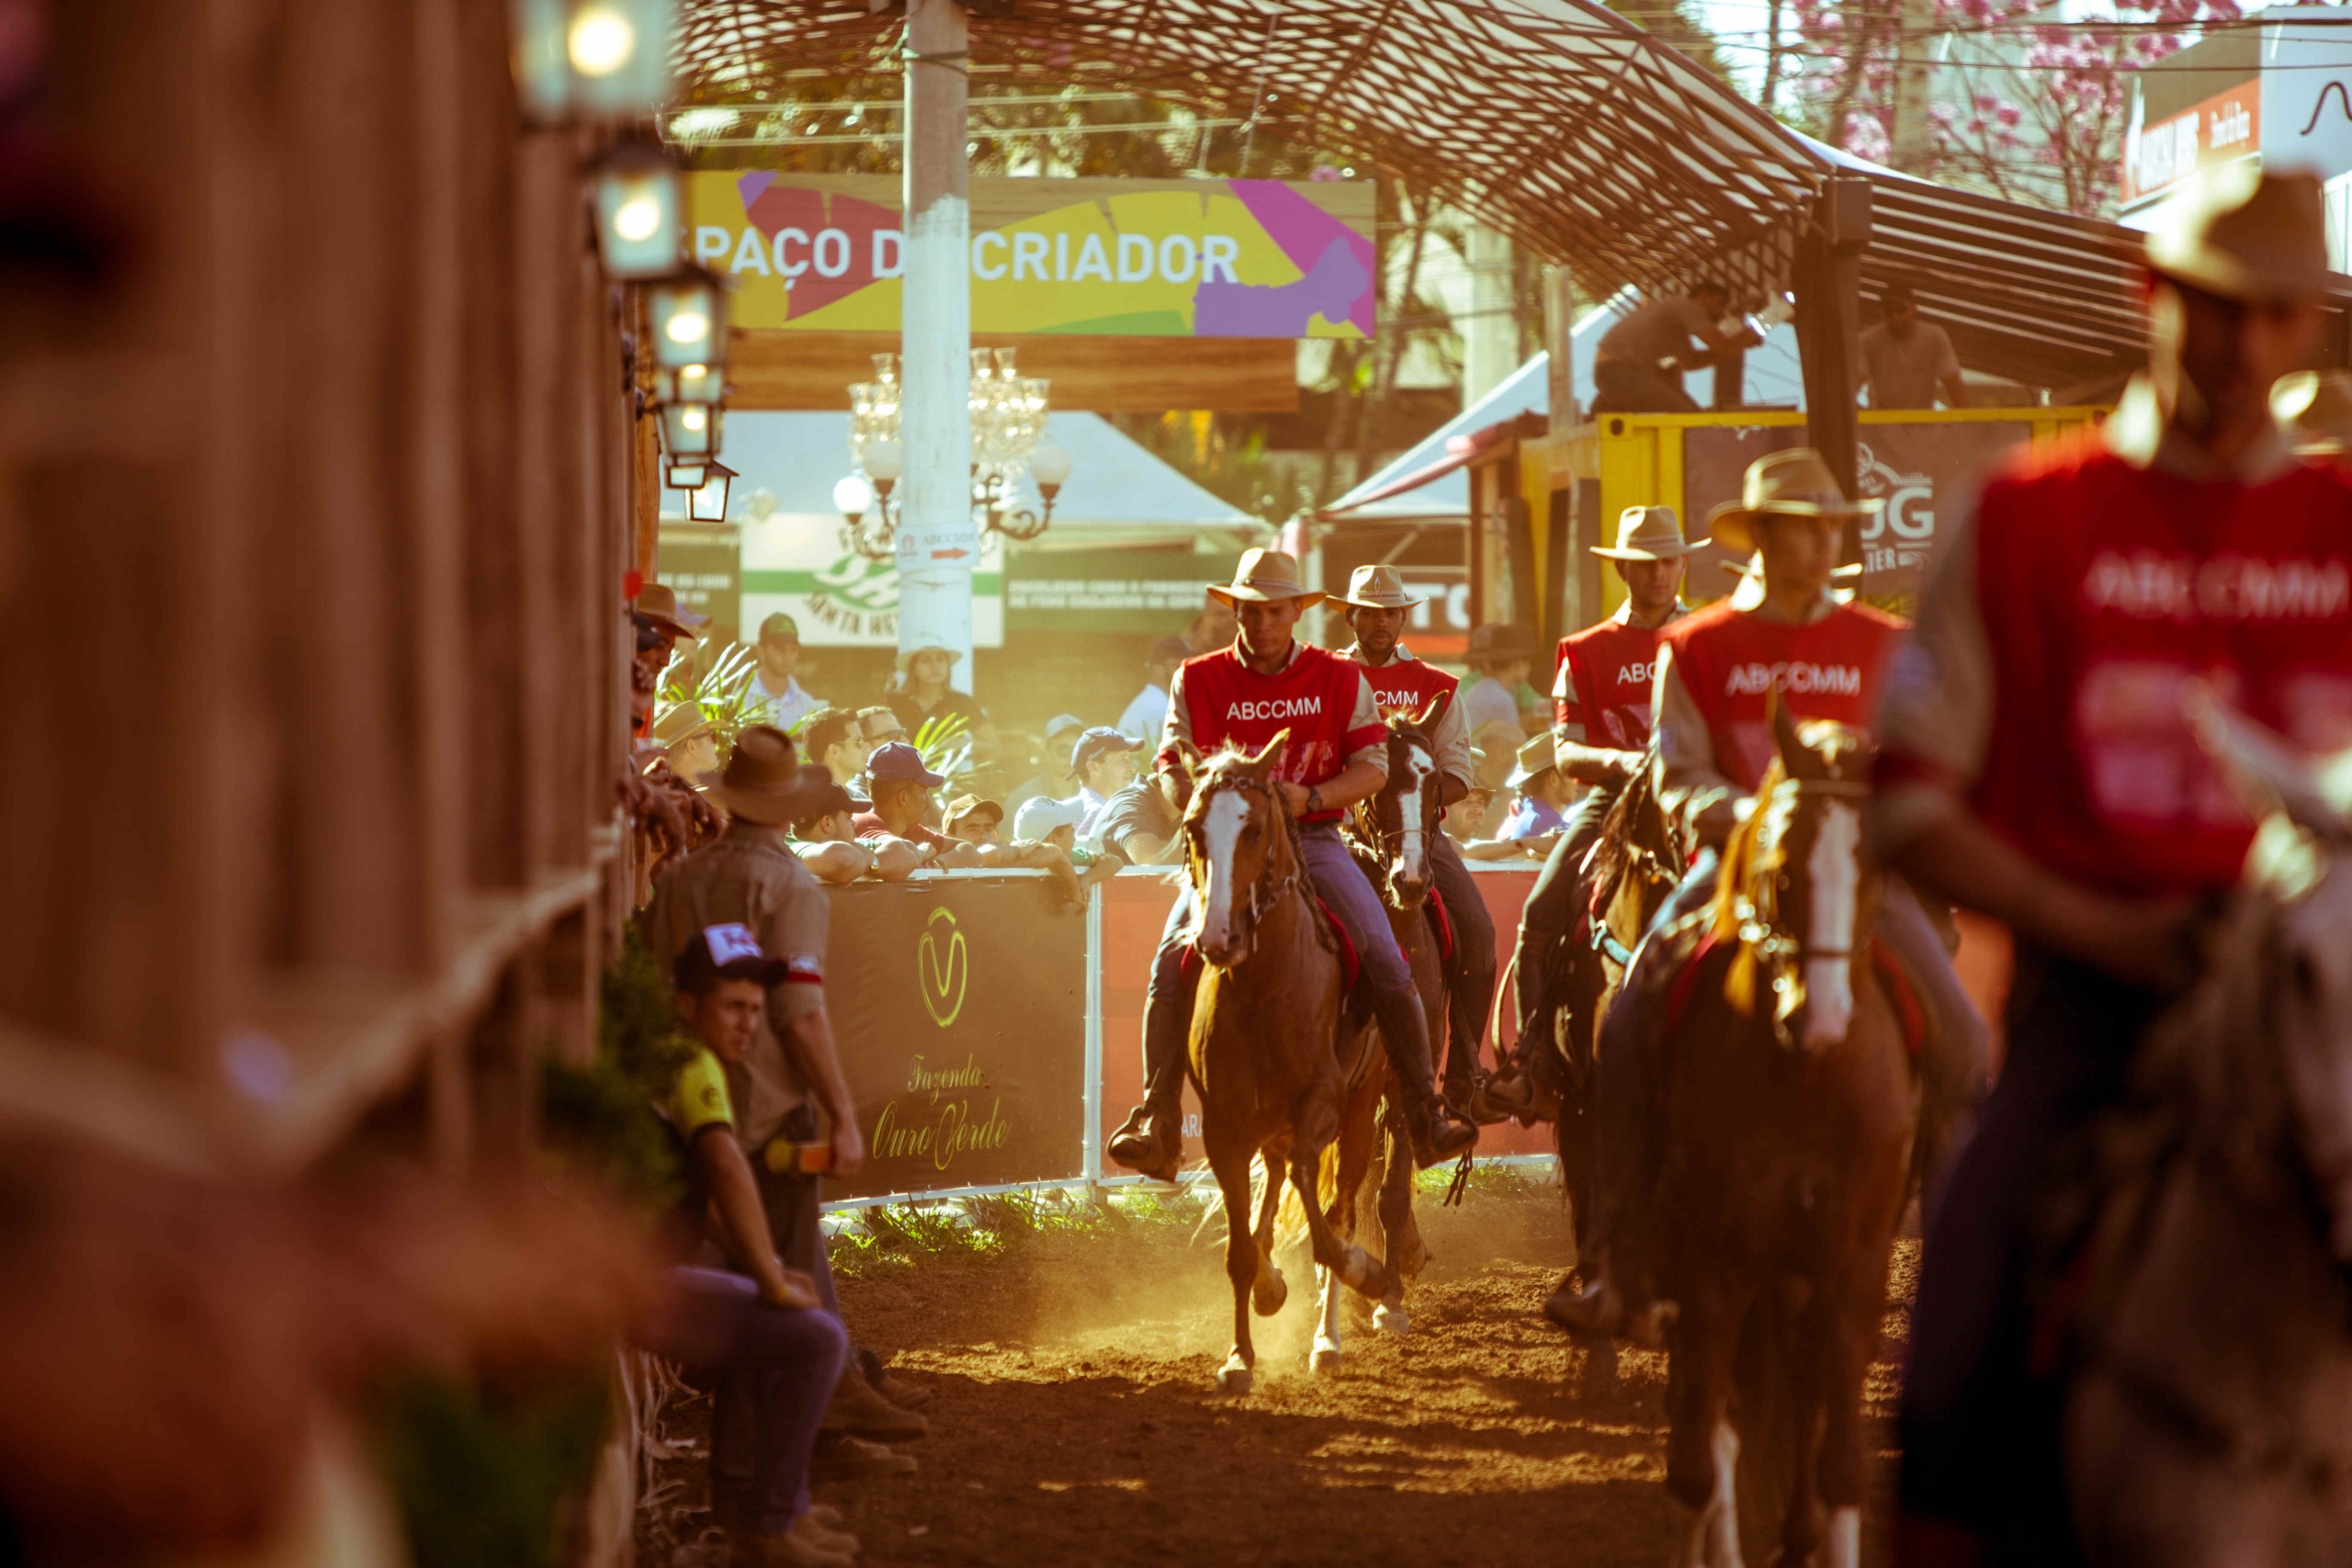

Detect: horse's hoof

[1251,1269,1288,1316]
[1309,1342,1342,1375]
[1216,1359,1253,1396]
[1372,1303,1409,1336]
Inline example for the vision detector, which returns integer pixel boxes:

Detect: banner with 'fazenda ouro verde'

[686,173,1375,339]
[820,875,1088,1200]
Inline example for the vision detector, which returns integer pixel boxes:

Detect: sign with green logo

[741,526,1003,649]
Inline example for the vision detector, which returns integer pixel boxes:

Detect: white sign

[741,516,1003,649]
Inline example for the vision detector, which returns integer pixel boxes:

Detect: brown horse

[1180,733,1386,1395]
[2063,697,2352,1564]
[1301,696,1453,1368]
[1655,709,1916,1567]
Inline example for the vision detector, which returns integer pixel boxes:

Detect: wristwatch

[1305,787,1324,816]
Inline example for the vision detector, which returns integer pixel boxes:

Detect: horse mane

[1584,742,1669,897]
[1707,754,1789,942]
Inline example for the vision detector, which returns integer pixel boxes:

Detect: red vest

[1664,599,1905,792]
[1556,616,1669,748]
[1346,651,1459,723]
[1888,439,2352,897]
[1173,643,1382,821]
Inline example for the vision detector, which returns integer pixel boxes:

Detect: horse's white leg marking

[1312,1262,1344,1372]
[1396,753,1429,886]
[1196,791,1248,953]
[1802,799,1860,1050]
[1825,1506,1860,1568]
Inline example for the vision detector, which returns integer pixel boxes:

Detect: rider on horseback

[1105,550,1481,1181]
[1333,564,1498,1118]
[1549,448,1991,1344]
[1887,166,2352,1565]
[1498,507,1701,1107]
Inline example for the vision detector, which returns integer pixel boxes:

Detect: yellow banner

[685,173,1375,339]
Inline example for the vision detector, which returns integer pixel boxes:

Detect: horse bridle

[1731,775,1871,966]
[1351,730,1440,865]
[1187,772,1305,959]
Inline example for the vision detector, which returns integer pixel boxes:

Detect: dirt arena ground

[639,1168,1917,1567]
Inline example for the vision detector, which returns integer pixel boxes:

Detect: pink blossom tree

[1777,0,2241,216]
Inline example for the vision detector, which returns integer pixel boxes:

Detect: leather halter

[1185,770,1305,963]
[1350,728,1441,882]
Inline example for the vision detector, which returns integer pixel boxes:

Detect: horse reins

[1188,772,1307,960]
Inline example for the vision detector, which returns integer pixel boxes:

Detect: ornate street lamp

[664,459,707,491]
[591,141,680,279]
[837,346,1069,552]
[659,400,721,460]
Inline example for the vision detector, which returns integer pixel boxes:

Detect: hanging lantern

[663,459,708,490]
[659,400,721,459]
[591,141,680,279]
[509,0,673,121]
[652,362,723,404]
[648,268,727,370]
[685,461,736,524]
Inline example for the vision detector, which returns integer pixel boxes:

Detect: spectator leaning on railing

[856,742,1090,907]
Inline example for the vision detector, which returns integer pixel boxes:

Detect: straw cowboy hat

[2145,163,2329,305]
[1704,447,1882,556]
[1593,505,1707,560]
[1207,547,1324,608]
[1505,734,1558,789]
[2273,368,2352,454]
[697,725,833,825]
[633,581,707,641]
[1332,563,1423,611]
[894,641,964,671]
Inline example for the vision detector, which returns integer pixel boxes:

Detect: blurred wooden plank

[727,330,1299,412]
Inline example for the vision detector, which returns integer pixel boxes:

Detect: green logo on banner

[918,908,967,1028]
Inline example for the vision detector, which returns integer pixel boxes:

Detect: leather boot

[1369,986,1476,1168]
[1105,1100,1182,1181]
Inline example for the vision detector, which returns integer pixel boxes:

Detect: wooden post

[1794,176,1872,548]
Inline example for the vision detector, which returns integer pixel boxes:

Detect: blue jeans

[637,1266,848,1536]
[1136,820,1438,1117]
[1425,829,1498,1085]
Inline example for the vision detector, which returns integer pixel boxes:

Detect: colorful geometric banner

[686,173,1375,339]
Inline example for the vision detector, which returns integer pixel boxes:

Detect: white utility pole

[896,0,977,693]
[1889,0,1934,173]
[1464,223,1517,408]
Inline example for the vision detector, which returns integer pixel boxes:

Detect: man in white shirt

[747,614,820,731]
[1067,726,1142,840]
[1114,637,1191,742]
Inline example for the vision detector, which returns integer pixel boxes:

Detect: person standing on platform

[1335,564,1500,1113]
[1590,281,1750,413]
[1884,165,2352,1566]
[1103,550,1479,1181]
[1858,281,1969,411]
[1508,507,1698,1050]
[748,614,820,731]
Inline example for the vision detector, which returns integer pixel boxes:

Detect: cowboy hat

[633,581,707,641]
[1704,447,1882,556]
[2145,163,2329,306]
[2273,368,2352,455]
[894,642,964,671]
[697,725,833,826]
[1331,563,1423,611]
[1593,505,1707,561]
[1207,547,1323,608]
[1504,734,1558,789]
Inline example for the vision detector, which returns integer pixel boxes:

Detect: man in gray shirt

[1592,281,1747,412]
[1858,282,1967,409]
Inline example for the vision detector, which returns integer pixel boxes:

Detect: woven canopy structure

[671,0,2345,394]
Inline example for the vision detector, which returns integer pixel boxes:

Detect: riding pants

[1901,950,2154,1562]
[1513,784,1618,1037]
[1588,854,1991,1289]
[1424,829,1497,1088]
[1137,820,1442,1119]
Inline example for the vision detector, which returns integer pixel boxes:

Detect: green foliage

[375,1374,609,1568]
[540,929,700,1212]
[656,640,769,764]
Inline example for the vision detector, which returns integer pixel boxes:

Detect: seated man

[1067,726,1143,841]
[942,795,1003,846]
[798,707,870,797]
[1550,448,1989,1345]
[635,923,857,1565]
[789,782,910,885]
[858,742,1089,906]
[1442,784,1493,842]
[1105,548,1479,1180]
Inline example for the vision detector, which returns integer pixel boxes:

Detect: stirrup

[1106,1106,1182,1182]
